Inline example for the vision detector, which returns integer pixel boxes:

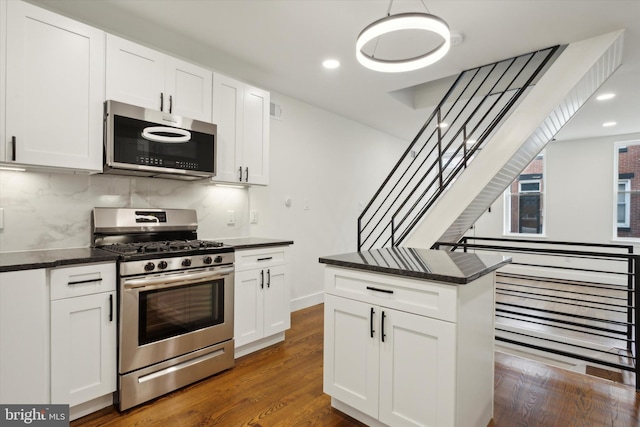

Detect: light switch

[250,210,258,224]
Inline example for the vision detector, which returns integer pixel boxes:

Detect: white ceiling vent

[270,102,282,120]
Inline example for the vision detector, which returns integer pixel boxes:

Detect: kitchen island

[319,247,510,427]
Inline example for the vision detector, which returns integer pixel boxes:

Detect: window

[615,142,640,239]
[505,153,544,235]
[617,179,630,228]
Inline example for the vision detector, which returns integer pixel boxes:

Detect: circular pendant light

[356,12,451,73]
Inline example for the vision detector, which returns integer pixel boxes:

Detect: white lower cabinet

[49,263,117,417]
[0,269,49,404]
[324,295,456,427]
[323,266,495,427]
[234,246,291,357]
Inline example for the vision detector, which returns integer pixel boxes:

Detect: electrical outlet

[227,210,235,225]
[250,210,258,224]
[304,199,310,210]
[0,208,3,229]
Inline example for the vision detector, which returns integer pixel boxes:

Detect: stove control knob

[158,261,168,270]
[144,262,155,272]
[182,258,192,267]
[203,256,213,265]
[214,255,223,264]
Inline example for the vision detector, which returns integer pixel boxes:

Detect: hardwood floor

[73,304,640,427]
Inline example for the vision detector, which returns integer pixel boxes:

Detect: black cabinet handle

[238,166,243,182]
[11,136,16,161]
[370,307,375,338]
[267,269,271,288]
[260,270,264,289]
[381,311,386,342]
[244,167,249,182]
[68,278,102,286]
[257,257,272,262]
[366,286,394,294]
[160,92,164,111]
[109,294,113,322]
[169,95,173,114]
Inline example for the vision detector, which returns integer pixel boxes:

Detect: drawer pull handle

[68,278,102,286]
[109,294,113,322]
[257,257,273,262]
[366,286,394,294]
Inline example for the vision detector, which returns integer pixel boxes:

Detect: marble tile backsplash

[0,170,249,252]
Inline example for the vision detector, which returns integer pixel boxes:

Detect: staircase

[358,30,625,251]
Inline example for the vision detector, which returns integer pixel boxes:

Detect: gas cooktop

[99,239,225,256]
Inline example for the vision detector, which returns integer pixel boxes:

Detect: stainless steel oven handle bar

[123,267,234,290]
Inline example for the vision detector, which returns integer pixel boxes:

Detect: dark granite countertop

[319,247,511,284]
[0,238,293,274]
[214,237,294,250]
[0,248,119,273]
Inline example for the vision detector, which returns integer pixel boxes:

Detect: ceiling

[29,0,640,143]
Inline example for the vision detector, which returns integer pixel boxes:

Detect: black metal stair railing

[434,237,639,390]
[357,45,560,251]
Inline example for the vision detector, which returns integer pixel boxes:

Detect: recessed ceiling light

[322,59,340,69]
[596,93,616,101]
[602,121,617,127]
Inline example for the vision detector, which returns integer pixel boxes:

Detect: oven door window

[139,279,224,345]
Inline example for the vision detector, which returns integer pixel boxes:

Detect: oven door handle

[123,267,234,290]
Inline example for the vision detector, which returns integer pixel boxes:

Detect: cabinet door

[212,73,244,183]
[378,309,456,427]
[5,1,104,171]
[242,85,270,185]
[262,264,290,337]
[51,292,116,406]
[234,269,263,347]
[0,269,49,404]
[165,57,212,122]
[105,34,165,111]
[323,295,379,418]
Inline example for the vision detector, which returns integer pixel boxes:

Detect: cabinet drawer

[50,262,116,300]
[235,246,290,271]
[324,267,458,323]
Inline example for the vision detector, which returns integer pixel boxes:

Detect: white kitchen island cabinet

[234,245,291,357]
[212,73,270,185]
[320,248,510,427]
[106,34,213,122]
[2,0,105,172]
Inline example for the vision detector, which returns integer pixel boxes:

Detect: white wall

[0,92,405,310]
[473,132,640,248]
[247,93,404,309]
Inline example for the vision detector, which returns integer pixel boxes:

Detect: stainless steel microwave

[104,100,216,180]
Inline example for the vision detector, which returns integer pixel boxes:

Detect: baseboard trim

[291,291,324,312]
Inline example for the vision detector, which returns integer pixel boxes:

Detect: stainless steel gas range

[92,207,235,411]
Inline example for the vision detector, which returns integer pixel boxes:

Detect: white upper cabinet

[106,34,213,123]
[3,0,105,171]
[213,73,270,185]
